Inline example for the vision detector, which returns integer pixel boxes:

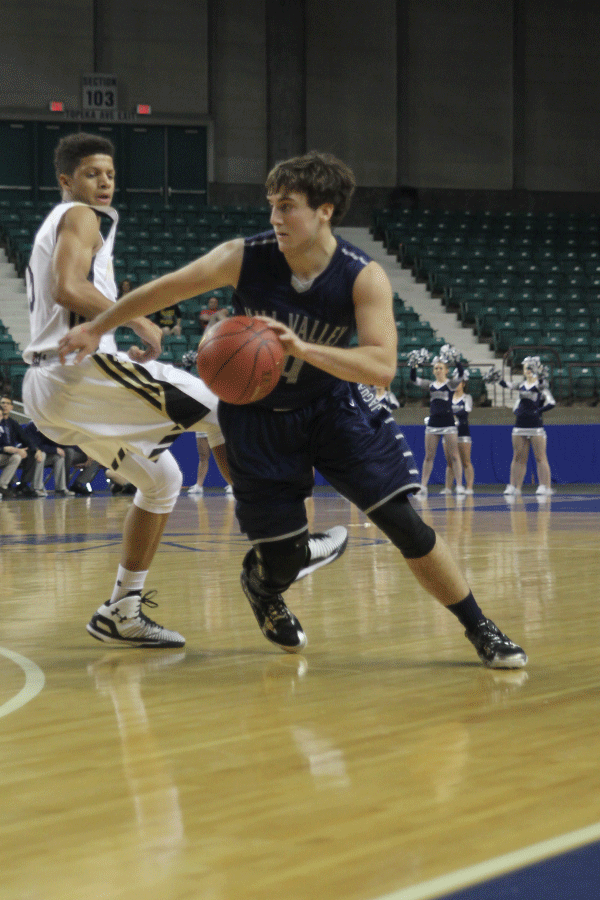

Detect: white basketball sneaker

[87,591,185,648]
[294,526,349,581]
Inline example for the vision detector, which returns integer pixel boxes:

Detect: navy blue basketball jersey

[232,230,371,408]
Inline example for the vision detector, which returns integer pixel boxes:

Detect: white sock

[110,566,149,604]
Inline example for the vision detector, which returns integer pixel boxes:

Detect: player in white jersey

[22,132,229,648]
[22,133,347,649]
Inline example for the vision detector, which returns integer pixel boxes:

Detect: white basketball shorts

[23,352,224,472]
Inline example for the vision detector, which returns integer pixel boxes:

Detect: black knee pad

[243,531,309,594]
[369,495,436,559]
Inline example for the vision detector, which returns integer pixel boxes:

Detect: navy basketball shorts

[218,381,421,542]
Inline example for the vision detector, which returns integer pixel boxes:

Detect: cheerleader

[500,357,555,496]
[443,374,475,494]
[410,346,465,495]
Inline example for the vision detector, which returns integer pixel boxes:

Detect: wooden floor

[2,487,600,900]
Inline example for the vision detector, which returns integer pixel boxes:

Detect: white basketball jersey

[23,201,118,364]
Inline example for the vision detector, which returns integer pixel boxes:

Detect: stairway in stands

[337,226,497,369]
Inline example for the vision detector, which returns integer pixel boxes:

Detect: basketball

[196,315,285,404]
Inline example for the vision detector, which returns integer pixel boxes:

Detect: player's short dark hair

[265,151,356,226]
[54,132,115,180]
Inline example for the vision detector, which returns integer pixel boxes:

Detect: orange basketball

[196,315,285,404]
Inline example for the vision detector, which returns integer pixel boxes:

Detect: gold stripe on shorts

[92,353,169,416]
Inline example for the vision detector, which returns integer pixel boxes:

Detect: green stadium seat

[151,259,176,275]
[551,367,570,401]
[116,337,139,352]
[130,259,151,279]
[492,321,520,354]
[564,335,589,352]
[397,335,423,352]
[394,301,420,321]
[571,366,597,400]
[510,337,539,365]
[7,362,28,400]
[581,351,600,365]
[561,351,583,364]
[475,306,500,339]
[0,335,18,359]
[520,319,544,342]
[187,333,203,350]
[566,319,591,334]
[163,335,188,355]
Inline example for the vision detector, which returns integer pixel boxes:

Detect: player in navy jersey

[410,352,465,495]
[58,151,527,669]
[500,357,555,497]
[443,373,475,495]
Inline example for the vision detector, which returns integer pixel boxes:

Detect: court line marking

[0,647,45,718]
[374,821,600,900]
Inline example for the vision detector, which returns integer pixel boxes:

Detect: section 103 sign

[82,74,118,113]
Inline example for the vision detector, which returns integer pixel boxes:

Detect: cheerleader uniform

[500,378,556,437]
[453,394,473,443]
[410,363,464,435]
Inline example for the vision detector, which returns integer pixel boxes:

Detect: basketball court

[1,486,600,899]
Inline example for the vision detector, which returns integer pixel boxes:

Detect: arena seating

[373,205,600,402]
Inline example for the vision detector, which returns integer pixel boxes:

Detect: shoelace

[139,590,159,609]
[137,590,160,623]
[480,622,515,648]
[265,596,293,623]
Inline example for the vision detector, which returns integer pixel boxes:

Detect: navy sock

[447,592,485,631]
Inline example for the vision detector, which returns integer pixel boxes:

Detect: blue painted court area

[440,840,600,900]
[380,824,600,900]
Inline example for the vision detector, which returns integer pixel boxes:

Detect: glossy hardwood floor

[2,487,600,900]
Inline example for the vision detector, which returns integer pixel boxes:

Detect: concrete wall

[399,0,514,190]
[1,0,600,196]
[306,0,397,186]
[0,0,94,109]
[0,0,207,116]
[96,0,209,116]
[209,0,267,187]
[516,0,600,192]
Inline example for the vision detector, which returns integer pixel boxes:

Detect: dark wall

[1,0,600,205]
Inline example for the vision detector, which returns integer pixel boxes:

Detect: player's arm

[263,261,398,387]
[52,206,116,318]
[52,205,162,360]
[58,239,244,363]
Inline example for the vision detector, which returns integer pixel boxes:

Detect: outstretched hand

[58,316,162,365]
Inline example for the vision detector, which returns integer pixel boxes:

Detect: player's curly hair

[54,132,115,179]
[265,151,356,226]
